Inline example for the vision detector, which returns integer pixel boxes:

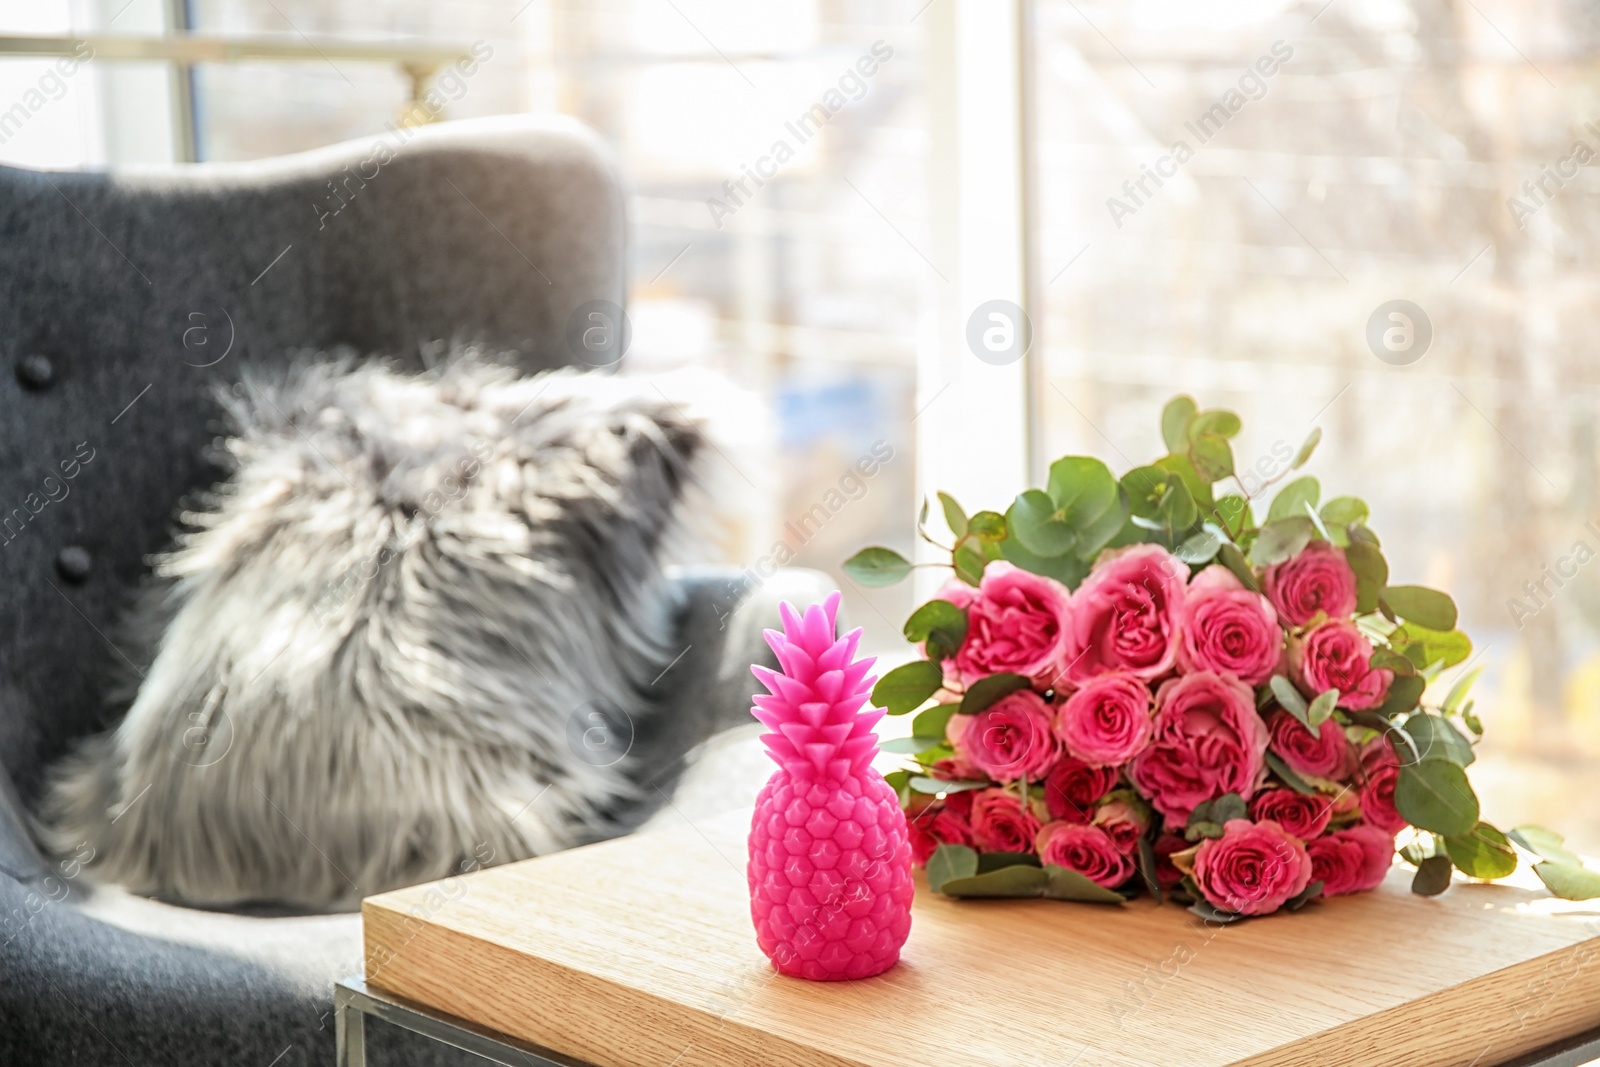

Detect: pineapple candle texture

[747,593,914,981]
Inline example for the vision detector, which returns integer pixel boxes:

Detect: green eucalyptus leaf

[937,492,968,537]
[1402,712,1475,767]
[1375,674,1426,718]
[1412,854,1454,896]
[1291,427,1322,469]
[1189,410,1242,440]
[1188,897,1244,923]
[1046,456,1118,523]
[908,776,987,795]
[1122,465,1173,518]
[1320,496,1369,528]
[884,768,912,805]
[926,843,979,892]
[1250,516,1316,567]
[1072,488,1131,562]
[1155,454,1214,511]
[1265,751,1317,795]
[1217,542,1260,591]
[842,546,912,587]
[968,510,1007,540]
[1394,758,1479,837]
[1344,541,1388,614]
[960,672,1031,715]
[1369,648,1417,677]
[1444,823,1518,880]
[1391,624,1472,670]
[872,660,943,715]
[1042,865,1127,904]
[953,538,987,586]
[1009,489,1077,557]
[1266,476,1321,524]
[1175,527,1224,565]
[879,736,943,754]
[998,532,1090,587]
[939,864,1050,898]
[976,850,1042,873]
[1307,688,1340,728]
[1382,586,1459,632]
[903,599,968,654]
[911,703,959,743]
[1161,395,1198,453]
[1533,861,1600,900]
[1270,674,1312,727]
[1443,666,1484,714]
[1190,433,1235,483]
[1509,825,1583,866]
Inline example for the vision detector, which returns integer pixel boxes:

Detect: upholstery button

[55,546,92,583]
[17,354,54,390]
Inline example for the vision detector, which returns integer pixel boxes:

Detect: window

[1028,0,1600,854]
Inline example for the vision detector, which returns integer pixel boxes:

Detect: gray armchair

[0,115,822,1065]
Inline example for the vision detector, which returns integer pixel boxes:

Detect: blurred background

[3,0,1598,854]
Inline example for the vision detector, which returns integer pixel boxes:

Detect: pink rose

[1292,620,1393,711]
[1043,757,1120,822]
[1092,797,1151,854]
[1128,671,1269,826]
[1248,788,1332,840]
[1176,566,1282,685]
[1054,673,1154,767]
[951,562,1074,684]
[1192,819,1314,916]
[968,789,1042,852]
[1308,823,1395,896]
[1358,758,1406,834]
[1035,822,1134,888]
[1063,544,1187,684]
[1261,540,1358,627]
[948,691,1060,782]
[906,800,974,866]
[1266,711,1355,781]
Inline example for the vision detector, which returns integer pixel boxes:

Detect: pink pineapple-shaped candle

[747,593,913,981]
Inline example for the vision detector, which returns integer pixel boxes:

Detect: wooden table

[357,809,1600,1067]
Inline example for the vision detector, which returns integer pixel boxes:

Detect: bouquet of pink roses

[845,396,1599,919]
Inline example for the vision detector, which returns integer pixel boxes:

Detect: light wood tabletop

[362,809,1600,1067]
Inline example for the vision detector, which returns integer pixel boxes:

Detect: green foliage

[1265,751,1316,795]
[1344,541,1388,613]
[960,672,1031,715]
[872,660,942,715]
[1411,855,1453,896]
[1381,585,1459,632]
[902,600,968,662]
[1307,688,1340,728]
[1250,516,1315,567]
[1401,712,1475,766]
[1270,675,1312,729]
[1532,862,1600,900]
[926,843,978,892]
[1444,823,1518,880]
[842,546,912,586]
[1291,427,1322,469]
[1161,395,1198,452]
[1394,758,1480,836]
[911,703,958,743]
[1509,824,1582,866]
[938,491,968,537]
[1267,476,1321,524]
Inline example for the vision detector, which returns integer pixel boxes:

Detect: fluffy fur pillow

[41,356,733,910]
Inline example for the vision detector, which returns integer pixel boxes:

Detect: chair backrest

[0,115,627,804]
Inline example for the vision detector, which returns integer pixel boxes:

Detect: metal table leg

[333,976,594,1067]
